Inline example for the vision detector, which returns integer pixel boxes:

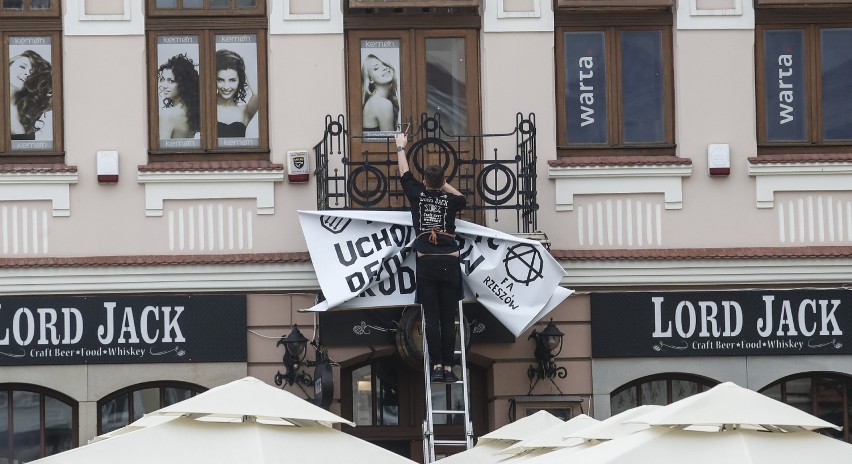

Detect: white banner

[299,210,573,336]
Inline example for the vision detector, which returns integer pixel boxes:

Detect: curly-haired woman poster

[360,39,402,140]
[9,36,53,151]
[156,35,201,149]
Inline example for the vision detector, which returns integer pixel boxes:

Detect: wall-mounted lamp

[527,319,567,393]
[275,325,312,387]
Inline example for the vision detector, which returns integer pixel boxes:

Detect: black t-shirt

[401,171,467,254]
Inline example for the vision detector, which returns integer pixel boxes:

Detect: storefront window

[0,385,76,463]
[760,373,852,441]
[98,382,205,434]
[610,374,717,416]
[350,360,399,426]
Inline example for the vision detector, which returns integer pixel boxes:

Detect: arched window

[97,381,206,435]
[0,384,77,463]
[610,374,718,416]
[760,373,852,442]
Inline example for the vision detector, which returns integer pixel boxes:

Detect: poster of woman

[156,35,201,149]
[360,39,401,140]
[9,36,53,151]
[215,34,259,148]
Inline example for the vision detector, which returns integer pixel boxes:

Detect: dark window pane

[610,387,637,416]
[621,30,665,143]
[183,0,203,7]
[425,38,468,135]
[210,0,229,8]
[786,377,812,413]
[815,377,845,438]
[163,387,192,406]
[352,365,372,426]
[764,29,807,142]
[31,0,50,8]
[156,0,177,8]
[762,383,782,402]
[821,28,852,141]
[100,393,129,434]
[12,391,40,463]
[0,391,8,462]
[132,388,160,421]
[671,380,700,402]
[640,380,666,406]
[2,0,23,8]
[43,396,73,457]
[564,31,607,144]
[375,360,398,426]
[236,0,256,6]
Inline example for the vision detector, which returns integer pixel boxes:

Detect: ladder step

[432,409,465,415]
[433,440,469,446]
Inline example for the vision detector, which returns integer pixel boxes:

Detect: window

[97,381,205,434]
[610,374,717,416]
[756,10,852,151]
[146,2,268,161]
[0,384,77,463]
[1,2,63,162]
[761,373,852,442]
[555,11,675,155]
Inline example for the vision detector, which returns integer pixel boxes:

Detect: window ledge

[548,157,692,211]
[137,162,285,217]
[0,164,78,217]
[747,156,852,208]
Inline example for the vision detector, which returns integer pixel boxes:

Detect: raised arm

[395,132,409,175]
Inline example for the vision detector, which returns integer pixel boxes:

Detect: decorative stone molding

[747,160,852,209]
[676,0,754,30]
[484,0,554,32]
[64,0,144,36]
[137,168,285,217]
[272,0,343,35]
[0,170,78,217]
[549,162,693,211]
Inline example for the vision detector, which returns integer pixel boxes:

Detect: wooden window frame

[760,373,851,442]
[555,12,675,157]
[145,22,269,162]
[96,381,205,435]
[610,374,717,412]
[0,383,79,461]
[1,26,64,163]
[755,10,852,154]
[146,0,265,17]
[0,0,60,17]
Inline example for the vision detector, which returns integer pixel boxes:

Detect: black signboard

[592,290,851,357]
[0,294,246,365]
[318,302,515,347]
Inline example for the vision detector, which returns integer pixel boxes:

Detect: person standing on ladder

[395,132,466,383]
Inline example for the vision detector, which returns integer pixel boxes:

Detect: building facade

[3,0,852,462]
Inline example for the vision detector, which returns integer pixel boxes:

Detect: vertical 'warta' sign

[764,29,807,142]
[592,290,851,357]
[565,31,607,144]
[0,295,246,365]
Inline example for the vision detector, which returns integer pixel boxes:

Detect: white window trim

[549,164,692,211]
[0,171,79,217]
[748,161,852,209]
[676,0,754,30]
[272,0,343,35]
[78,0,131,20]
[64,0,144,36]
[137,169,285,217]
[484,0,553,33]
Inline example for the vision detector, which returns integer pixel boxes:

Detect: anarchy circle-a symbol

[503,244,544,286]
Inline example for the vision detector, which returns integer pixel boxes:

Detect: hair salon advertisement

[298,210,573,337]
[10,36,53,151]
[157,35,201,149]
[215,34,259,148]
[360,39,402,140]
[592,290,852,357]
[0,294,246,365]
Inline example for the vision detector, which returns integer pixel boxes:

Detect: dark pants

[416,255,461,367]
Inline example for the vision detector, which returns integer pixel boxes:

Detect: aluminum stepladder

[421,301,473,463]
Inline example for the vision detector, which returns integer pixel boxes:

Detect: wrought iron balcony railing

[313,113,539,234]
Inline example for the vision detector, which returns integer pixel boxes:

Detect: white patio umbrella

[531,425,852,464]
[497,414,599,457]
[628,381,840,432]
[435,410,565,464]
[498,405,660,463]
[31,377,414,464]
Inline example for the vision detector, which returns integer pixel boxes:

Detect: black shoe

[430,367,445,383]
[442,369,459,383]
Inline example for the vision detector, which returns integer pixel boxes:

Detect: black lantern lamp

[527,319,567,393]
[275,325,312,387]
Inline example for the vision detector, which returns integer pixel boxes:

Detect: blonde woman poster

[360,39,401,139]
